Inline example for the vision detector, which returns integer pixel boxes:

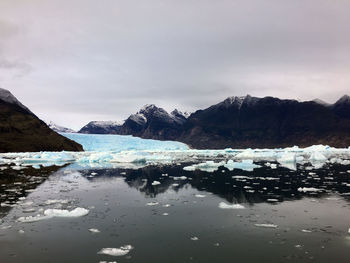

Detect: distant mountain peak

[48,121,76,133]
[78,120,123,134]
[171,109,190,119]
[335,94,350,105]
[139,104,158,113]
[218,94,259,109]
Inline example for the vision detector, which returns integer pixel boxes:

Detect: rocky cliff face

[0,88,83,152]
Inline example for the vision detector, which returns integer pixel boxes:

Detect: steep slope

[78,121,122,134]
[0,88,83,152]
[119,105,189,140]
[179,95,350,148]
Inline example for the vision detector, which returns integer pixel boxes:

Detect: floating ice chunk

[183,161,225,172]
[18,229,25,234]
[190,236,199,241]
[183,166,196,171]
[89,228,100,233]
[146,202,159,206]
[162,213,169,216]
[43,207,89,218]
[301,229,312,233]
[218,202,245,209]
[232,175,250,179]
[44,199,69,205]
[297,187,322,192]
[254,223,278,228]
[270,163,277,169]
[224,159,261,172]
[98,245,134,256]
[18,214,50,223]
[195,194,206,198]
[151,180,161,186]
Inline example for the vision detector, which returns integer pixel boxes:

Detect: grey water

[1,162,350,262]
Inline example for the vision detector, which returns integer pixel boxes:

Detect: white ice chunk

[146,202,159,206]
[218,202,245,209]
[224,159,261,171]
[98,245,134,256]
[297,187,322,192]
[89,228,100,233]
[254,223,278,228]
[151,180,161,186]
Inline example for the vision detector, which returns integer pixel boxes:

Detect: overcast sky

[0,0,349,129]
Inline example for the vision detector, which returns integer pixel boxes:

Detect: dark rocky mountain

[48,121,76,133]
[78,121,122,134]
[178,95,350,148]
[331,95,350,119]
[115,95,350,149]
[0,88,83,153]
[118,104,190,140]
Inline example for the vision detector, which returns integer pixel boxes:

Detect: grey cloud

[0,0,349,129]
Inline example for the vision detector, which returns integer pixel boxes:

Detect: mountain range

[1,86,349,152]
[79,94,350,148]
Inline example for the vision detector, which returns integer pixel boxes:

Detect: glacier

[0,133,350,171]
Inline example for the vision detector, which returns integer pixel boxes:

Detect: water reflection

[77,162,350,204]
[0,165,64,219]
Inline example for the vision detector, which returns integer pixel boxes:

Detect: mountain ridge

[80,94,350,149]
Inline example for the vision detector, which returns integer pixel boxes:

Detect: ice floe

[218,202,245,209]
[89,228,100,233]
[17,207,89,223]
[1,133,350,172]
[98,245,134,256]
[297,187,322,192]
[254,223,278,228]
[224,159,261,171]
[151,180,161,186]
[146,202,159,206]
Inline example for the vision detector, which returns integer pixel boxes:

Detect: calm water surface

[1,162,350,262]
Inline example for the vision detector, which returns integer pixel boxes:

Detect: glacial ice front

[0,133,350,171]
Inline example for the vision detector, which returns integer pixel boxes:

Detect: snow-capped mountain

[78,121,123,134]
[119,104,190,139]
[48,121,76,133]
[0,88,82,152]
